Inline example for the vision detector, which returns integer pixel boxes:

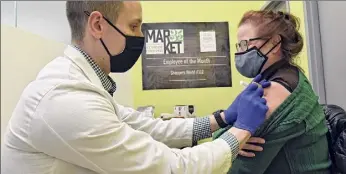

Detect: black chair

[322,104,346,174]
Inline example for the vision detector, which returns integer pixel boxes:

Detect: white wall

[1,1,16,27]
[1,1,71,44]
[16,1,71,44]
[318,1,346,109]
[110,72,134,108]
[1,25,66,143]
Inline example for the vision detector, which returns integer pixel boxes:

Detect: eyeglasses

[235,37,268,52]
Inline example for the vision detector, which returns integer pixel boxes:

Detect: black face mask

[85,11,145,73]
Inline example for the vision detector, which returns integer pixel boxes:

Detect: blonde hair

[66,1,123,42]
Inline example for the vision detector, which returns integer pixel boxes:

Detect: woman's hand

[239,137,265,157]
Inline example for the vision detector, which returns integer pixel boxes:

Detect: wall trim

[261,1,290,12]
[303,1,326,104]
[14,1,18,27]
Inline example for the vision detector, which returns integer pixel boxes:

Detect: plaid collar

[72,45,116,96]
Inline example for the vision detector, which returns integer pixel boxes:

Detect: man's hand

[239,137,265,157]
[224,74,270,125]
[233,79,269,135]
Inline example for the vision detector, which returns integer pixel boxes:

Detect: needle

[240,81,249,88]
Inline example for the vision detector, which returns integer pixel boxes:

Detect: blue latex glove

[224,74,270,125]
[233,82,268,135]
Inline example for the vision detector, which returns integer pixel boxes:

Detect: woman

[214,10,331,173]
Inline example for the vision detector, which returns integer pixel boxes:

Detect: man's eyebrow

[131,18,142,24]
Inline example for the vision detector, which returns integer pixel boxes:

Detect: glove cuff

[233,122,255,135]
[224,110,237,125]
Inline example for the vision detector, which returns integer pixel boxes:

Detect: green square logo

[169,29,184,42]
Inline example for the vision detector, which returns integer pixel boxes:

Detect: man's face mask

[235,37,281,78]
[85,11,145,73]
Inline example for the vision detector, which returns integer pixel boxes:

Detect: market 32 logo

[145,29,184,55]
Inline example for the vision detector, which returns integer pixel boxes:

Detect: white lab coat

[1,45,233,174]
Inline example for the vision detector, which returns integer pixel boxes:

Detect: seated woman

[213,10,331,174]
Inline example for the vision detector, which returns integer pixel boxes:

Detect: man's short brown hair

[66,1,123,42]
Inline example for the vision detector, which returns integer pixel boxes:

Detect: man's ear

[87,11,107,39]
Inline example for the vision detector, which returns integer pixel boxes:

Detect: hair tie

[277,11,290,20]
[284,14,290,20]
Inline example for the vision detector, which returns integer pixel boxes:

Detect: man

[1,1,270,174]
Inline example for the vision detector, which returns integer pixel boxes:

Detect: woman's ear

[271,35,282,54]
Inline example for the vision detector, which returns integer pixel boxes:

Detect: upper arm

[229,81,303,174]
[31,85,171,173]
[30,84,231,174]
[116,104,194,148]
[263,81,291,118]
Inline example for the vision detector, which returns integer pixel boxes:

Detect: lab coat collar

[64,45,104,89]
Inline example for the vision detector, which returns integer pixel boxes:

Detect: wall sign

[141,22,232,90]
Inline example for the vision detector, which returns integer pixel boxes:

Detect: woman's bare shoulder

[263,81,291,118]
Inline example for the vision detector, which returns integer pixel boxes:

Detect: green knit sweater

[213,71,331,174]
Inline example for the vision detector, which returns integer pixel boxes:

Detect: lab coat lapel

[63,45,104,89]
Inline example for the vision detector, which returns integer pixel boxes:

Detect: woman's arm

[263,81,291,118]
[230,81,297,174]
[213,81,291,158]
[230,122,306,174]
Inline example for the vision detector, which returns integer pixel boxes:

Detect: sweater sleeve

[229,122,306,174]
